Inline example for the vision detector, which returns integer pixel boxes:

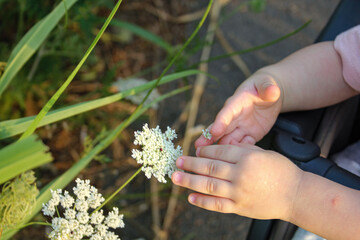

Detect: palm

[195,79,281,147]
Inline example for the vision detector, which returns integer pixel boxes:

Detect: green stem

[191,20,311,68]
[92,167,142,214]
[15,222,52,230]
[56,206,61,218]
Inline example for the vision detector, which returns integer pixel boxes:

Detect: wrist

[283,167,305,223]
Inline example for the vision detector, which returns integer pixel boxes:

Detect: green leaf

[250,0,266,12]
[0,135,52,185]
[107,18,172,53]
[0,70,201,140]
[1,86,190,240]
[0,0,78,97]
[193,20,312,66]
[19,0,124,140]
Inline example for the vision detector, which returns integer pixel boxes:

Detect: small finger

[211,99,239,138]
[195,124,217,148]
[188,193,235,213]
[172,171,233,198]
[176,156,233,180]
[194,134,216,148]
[196,145,243,163]
[240,135,256,145]
[217,127,245,145]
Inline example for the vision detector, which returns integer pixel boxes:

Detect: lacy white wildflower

[64,208,76,220]
[76,211,90,224]
[42,199,57,217]
[105,207,125,229]
[202,129,212,140]
[60,190,75,208]
[132,124,183,183]
[87,186,105,209]
[90,234,102,240]
[73,179,91,200]
[95,224,109,237]
[42,178,125,240]
[91,210,105,225]
[105,231,120,240]
[75,199,89,212]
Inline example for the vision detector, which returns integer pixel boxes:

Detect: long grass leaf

[0,135,52,184]
[0,0,78,96]
[196,20,311,66]
[1,86,190,240]
[19,0,124,140]
[0,70,200,139]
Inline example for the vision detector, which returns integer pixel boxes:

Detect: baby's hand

[195,72,282,148]
[172,144,303,221]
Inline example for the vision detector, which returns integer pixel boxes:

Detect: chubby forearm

[289,171,360,240]
[258,42,358,112]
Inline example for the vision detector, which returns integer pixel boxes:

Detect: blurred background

[0,0,339,239]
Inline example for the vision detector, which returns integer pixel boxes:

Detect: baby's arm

[196,41,359,147]
[262,41,358,112]
[291,170,360,240]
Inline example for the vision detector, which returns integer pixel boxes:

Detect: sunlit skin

[172,42,360,240]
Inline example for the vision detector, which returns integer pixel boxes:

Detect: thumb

[255,77,281,103]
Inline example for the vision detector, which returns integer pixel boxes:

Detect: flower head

[132,124,183,183]
[0,171,39,229]
[202,128,212,140]
[42,178,125,240]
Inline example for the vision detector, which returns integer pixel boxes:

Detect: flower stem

[15,222,52,230]
[92,167,142,214]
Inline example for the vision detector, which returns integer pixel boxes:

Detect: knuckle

[206,161,217,176]
[224,97,233,106]
[214,198,224,212]
[206,178,216,194]
[214,147,224,159]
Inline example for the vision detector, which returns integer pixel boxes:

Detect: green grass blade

[105,18,172,53]
[0,0,78,97]
[1,86,190,240]
[19,0,124,140]
[0,135,52,184]
[0,70,201,140]
[197,20,311,66]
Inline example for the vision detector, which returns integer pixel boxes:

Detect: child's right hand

[195,71,282,148]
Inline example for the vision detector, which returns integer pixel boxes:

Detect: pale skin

[171,42,360,240]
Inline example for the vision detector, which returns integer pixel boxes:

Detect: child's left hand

[171,144,303,221]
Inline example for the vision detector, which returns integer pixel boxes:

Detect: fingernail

[189,195,196,203]
[196,147,201,157]
[172,172,182,184]
[177,158,184,168]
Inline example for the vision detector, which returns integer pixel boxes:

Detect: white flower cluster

[202,129,212,140]
[42,179,124,240]
[132,124,183,183]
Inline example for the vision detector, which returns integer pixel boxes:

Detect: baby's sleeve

[334,25,360,92]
